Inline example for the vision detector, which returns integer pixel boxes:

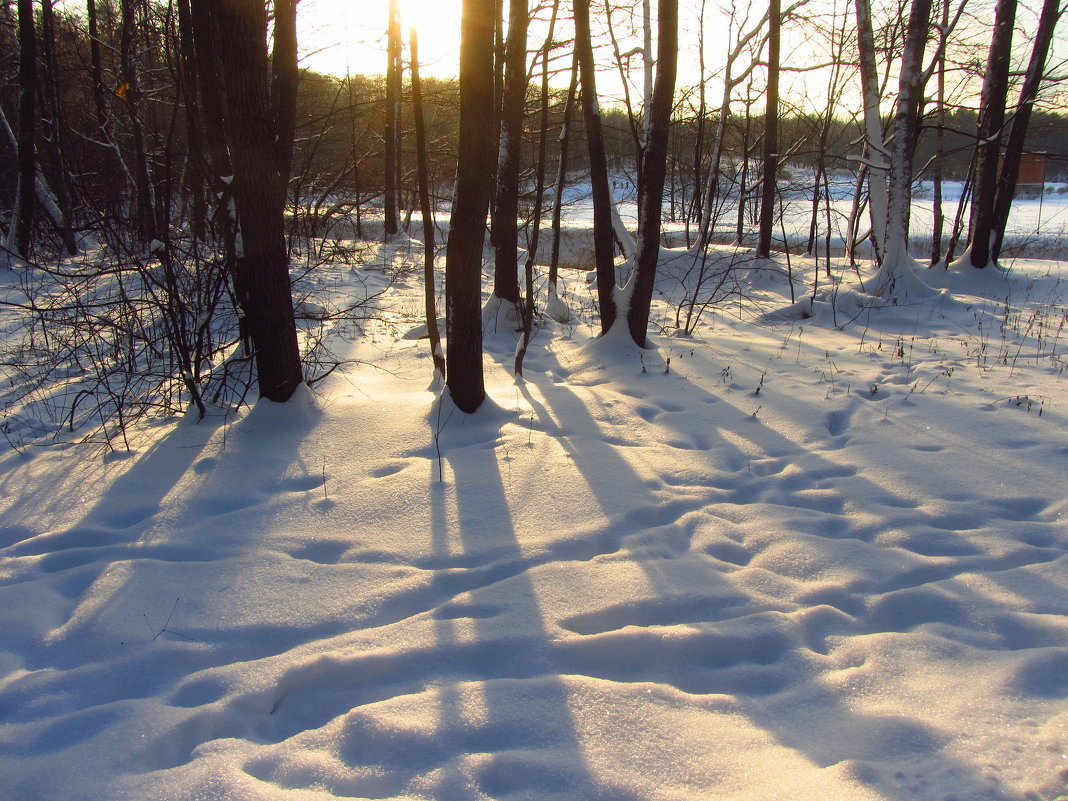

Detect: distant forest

[1,2,1065,258]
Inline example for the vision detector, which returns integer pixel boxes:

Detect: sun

[299,0,462,79]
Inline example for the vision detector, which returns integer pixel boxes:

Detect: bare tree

[755,0,781,259]
[574,0,618,333]
[7,0,36,258]
[384,0,402,239]
[446,0,496,413]
[870,0,936,299]
[207,0,303,402]
[411,28,446,381]
[991,0,1063,261]
[967,0,1017,268]
[490,0,529,306]
[626,0,678,346]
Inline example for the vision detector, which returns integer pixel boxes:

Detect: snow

[2,235,1068,801]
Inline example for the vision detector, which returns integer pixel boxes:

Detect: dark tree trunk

[212,0,303,403]
[39,0,78,255]
[930,3,946,265]
[549,51,580,290]
[573,0,617,334]
[177,0,209,238]
[87,0,115,198]
[271,0,298,211]
[383,0,402,238]
[515,0,559,376]
[991,0,1062,261]
[490,0,529,305]
[411,28,446,381]
[627,0,678,346]
[445,0,496,414]
[119,0,158,243]
[968,0,1017,268]
[755,0,781,259]
[189,0,232,183]
[10,0,37,259]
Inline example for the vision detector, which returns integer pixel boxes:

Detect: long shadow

[1,414,224,665]
[490,334,1029,801]
[0,397,323,766]
[421,406,643,800]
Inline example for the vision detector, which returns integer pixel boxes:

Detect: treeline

[8,3,1067,258]
[0,0,1065,434]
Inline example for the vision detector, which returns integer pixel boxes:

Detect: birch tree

[869,0,937,300]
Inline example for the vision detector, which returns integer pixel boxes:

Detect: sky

[295,0,1067,116]
[299,0,464,80]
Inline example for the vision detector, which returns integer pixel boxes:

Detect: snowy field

[1,232,1067,801]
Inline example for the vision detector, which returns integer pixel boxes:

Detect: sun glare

[300,0,462,79]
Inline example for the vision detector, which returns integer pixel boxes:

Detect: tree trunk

[930,0,947,266]
[87,0,125,216]
[854,0,889,262]
[871,0,935,300]
[515,0,559,375]
[8,0,36,259]
[212,0,303,402]
[991,0,1061,261]
[411,29,446,382]
[968,0,1017,268]
[271,0,298,212]
[549,50,579,293]
[39,0,78,255]
[627,0,678,346]
[445,0,496,413]
[755,0,781,259]
[574,0,618,334]
[490,0,529,305]
[119,0,158,243]
[383,0,402,238]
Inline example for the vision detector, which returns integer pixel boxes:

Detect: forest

[0,0,1065,426]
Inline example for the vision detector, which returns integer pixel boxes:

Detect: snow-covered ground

[1,235,1067,801]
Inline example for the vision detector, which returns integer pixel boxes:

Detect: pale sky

[298,0,464,80]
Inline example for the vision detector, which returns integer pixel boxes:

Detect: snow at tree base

[2,231,1067,801]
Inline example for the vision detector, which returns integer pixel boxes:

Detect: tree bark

[9,0,37,259]
[384,0,402,238]
[854,0,889,263]
[271,0,299,211]
[871,0,935,300]
[39,0,78,255]
[212,0,303,402]
[119,0,158,243]
[627,0,678,346]
[445,0,496,413]
[991,0,1061,261]
[490,0,529,305]
[968,0,1017,268]
[550,51,580,292]
[574,0,618,334]
[87,0,125,217]
[411,29,446,381]
[755,0,781,259]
